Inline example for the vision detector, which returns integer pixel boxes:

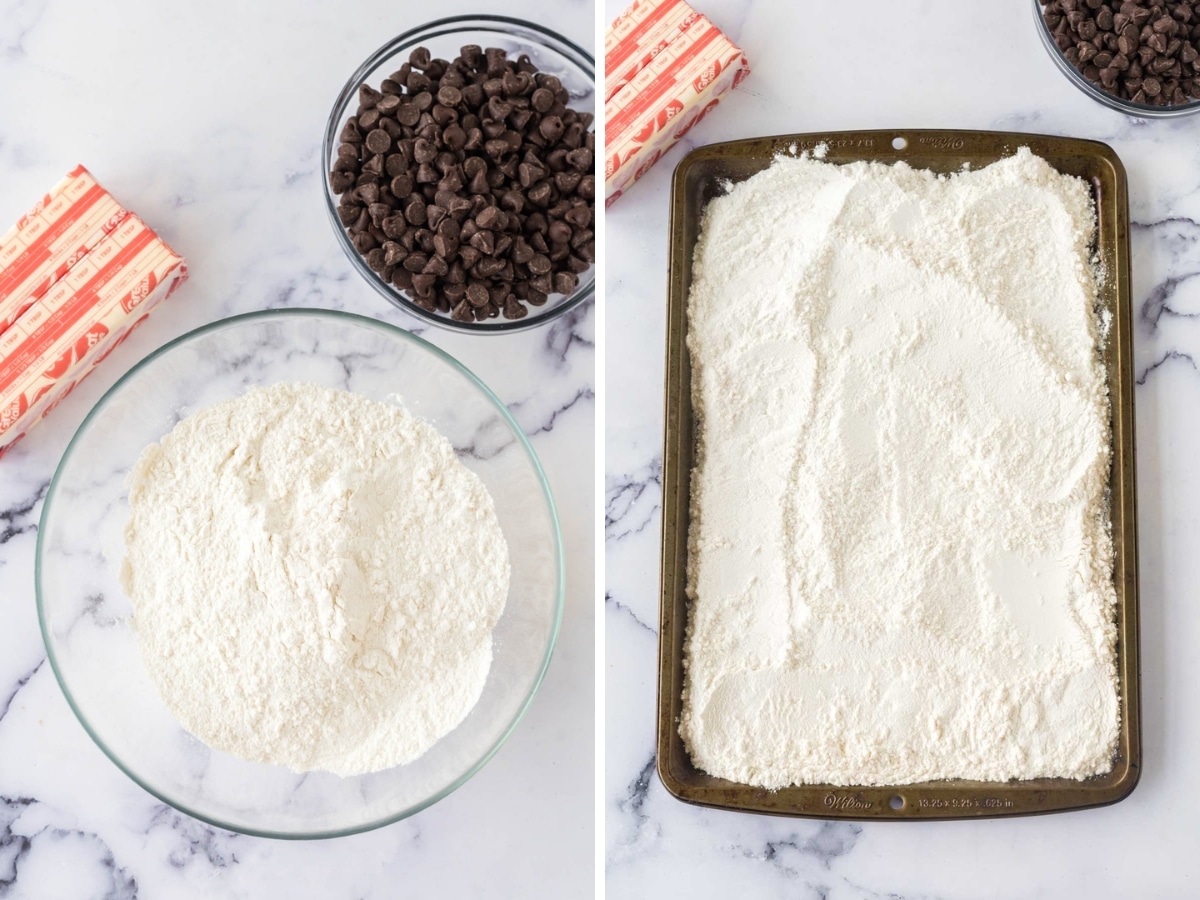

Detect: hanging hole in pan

[889,794,905,810]
[892,136,908,150]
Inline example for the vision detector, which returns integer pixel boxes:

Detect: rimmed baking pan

[658,130,1140,820]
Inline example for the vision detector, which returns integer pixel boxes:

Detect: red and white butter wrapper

[0,214,187,458]
[605,0,703,101]
[604,1,749,206]
[0,166,129,333]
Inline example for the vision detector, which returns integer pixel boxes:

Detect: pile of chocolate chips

[1040,0,1200,106]
[331,45,596,323]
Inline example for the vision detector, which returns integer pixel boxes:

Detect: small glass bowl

[1032,0,1200,118]
[323,15,596,333]
[37,309,564,838]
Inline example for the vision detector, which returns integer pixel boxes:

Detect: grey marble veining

[605,0,1200,897]
[0,0,594,896]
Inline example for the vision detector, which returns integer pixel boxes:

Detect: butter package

[0,213,187,458]
[604,0,749,206]
[0,166,129,332]
[605,0,703,102]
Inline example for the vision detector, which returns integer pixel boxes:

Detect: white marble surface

[605,1,1200,897]
[0,1,594,897]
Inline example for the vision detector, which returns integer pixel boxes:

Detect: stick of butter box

[0,165,129,331]
[604,0,749,206]
[0,203,187,459]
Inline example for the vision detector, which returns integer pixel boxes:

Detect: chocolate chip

[405,198,428,226]
[570,228,593,251]
[361,105,384,130]
[364,129,391,155]
[425,204,447,230]
[465,283,490,307]
[476,257,505,278]
[476,206,502,230]
[503,295,528,319]
[368,201,392,224]
[358,84,382,108]
[400,251,427,272]
[355,182,378,205]
[566,148,593,171]
[379,213,404,237]
[442,124,467,150]
[470,230,496,255]
[409,46,431,69]
[392,103,419,127]
[553,271,578,295]
[538,115,564,141]
[548,220,572,245]
[530,87,555,113]
[528,181,553,207]
[412,138,437,164]
[565,206,591,230]
[382,241,407,267]
[485,48,507,77]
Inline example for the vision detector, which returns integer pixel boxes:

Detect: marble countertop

[605,0,1200,897]
[0,1,593,897]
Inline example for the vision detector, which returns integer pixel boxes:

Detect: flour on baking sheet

[682,149,1118,788]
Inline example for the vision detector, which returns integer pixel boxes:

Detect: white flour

[683,149,1118,788]
[120,382,509,776]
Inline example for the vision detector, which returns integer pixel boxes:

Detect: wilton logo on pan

[823,793,872,811]
[918,136,966,149]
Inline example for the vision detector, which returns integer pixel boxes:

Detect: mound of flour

[121,382,509,775]
[683,149,1118,788]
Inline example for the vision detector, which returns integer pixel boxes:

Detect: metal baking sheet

[658,129,1140,820]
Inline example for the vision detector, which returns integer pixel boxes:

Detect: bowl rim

[35,307,566,839]
[322,14,597,334]
[1031,0,1200,118]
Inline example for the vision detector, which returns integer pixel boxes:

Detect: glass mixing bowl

[36,309,563,838]
[1032,0,1200,118]
[323,15,596,333]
